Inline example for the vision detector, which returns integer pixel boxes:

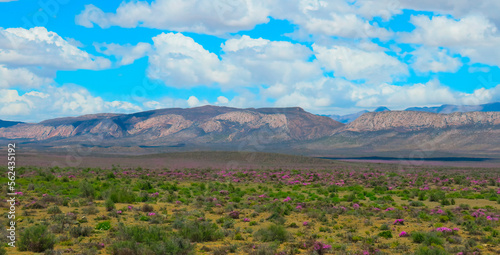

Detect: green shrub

[108,187,137,203]
[69,226,93,238]
[378,230,393,239]
[254,224,289,243]
[105,198,115,211]
[178,220,224,242]
[414,245,448,255]
[47,206,62,214]
[95,221,111,231]
[411,232,426,243]
[18,225,56,252]
[80,180,95,198]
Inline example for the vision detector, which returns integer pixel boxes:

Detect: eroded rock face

[344,111,500,132]
[0,124,75,140]
[128,115,194,137]
[0,106,343,144]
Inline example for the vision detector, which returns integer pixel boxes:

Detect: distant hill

[0,120,23,128]
[328,102,500,123]
[328,106,390,124]
[303,111,500,157]
[405,102,500,114]
[0,106,343,146]
[2,106,500,158]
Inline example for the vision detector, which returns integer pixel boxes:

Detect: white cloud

[410,47,462,73]
[0,27,111,72]
[147,32,235,87]
[216,96,229,104]
[187,96,209,107]
[221,35,320,85]
[145,33,320,88]
[75,0,397,39]
[76,1,270,35]
[0,65,51,88]
[0,85,142,122]
[313,44,408,83]
[298,13,392,39]
[95,42,151,66]
[400,15,500,67]
[398,0,500,27]
[268,78,500,113]
[0,27,111,89]
[270,0,395,40]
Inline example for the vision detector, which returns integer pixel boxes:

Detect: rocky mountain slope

[2,107,500,157]
[343,111,500,132]
[0,106,343,146]
[329,102,500,124]
[300,111,500,157]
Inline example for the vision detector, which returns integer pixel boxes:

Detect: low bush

[254,224,289,243]
[18,225,56,252]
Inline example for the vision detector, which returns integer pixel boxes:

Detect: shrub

[95,221,111,231]
[254,224,289,243]
[178,220,224,242]
[110,237,193,255]
[378,230,393,239]
[411,232,443,246]
[414,245,448,255]
[82,206,99,215]
[105,198,115,211]
[18,225,56,252]
[69,226,93,238]
[108,187,136,203]
[47,206,62,215]
[141,204,154,212]
[411,232,426,243]
[229,210,240,219]
[80,180,95,198]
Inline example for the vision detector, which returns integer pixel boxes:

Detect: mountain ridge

[0,106,343,145]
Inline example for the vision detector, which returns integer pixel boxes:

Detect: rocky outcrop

[0,106,343,144]
[344,111,500,132]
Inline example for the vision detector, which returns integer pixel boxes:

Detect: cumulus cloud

[0,27,111,73]
[94,42,151,66]
[76,0,270,35]
[400,15,500,67]
[398,0,500,27]
[145,33,320,88]
[269,78,500,113]
[313,44,408,83]
[147,32,235,87]
[273,0,398,39]
[410,47,462,73]
[221,35,320,85]
[0,65,52,88]
[0,85,142,122]
[75,0,398,39]
[0,27,112,89]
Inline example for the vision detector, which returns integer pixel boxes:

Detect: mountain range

[1,104,500,158]
[329,102,500,123]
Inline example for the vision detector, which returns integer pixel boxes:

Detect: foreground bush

[110,225,194,255]
[254,224,289,243]
[18,225,56,252]
[178,220,224,242]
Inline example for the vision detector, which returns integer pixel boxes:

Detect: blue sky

[1,0,500,122]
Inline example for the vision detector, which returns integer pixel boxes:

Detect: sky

[1,0,500,122]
